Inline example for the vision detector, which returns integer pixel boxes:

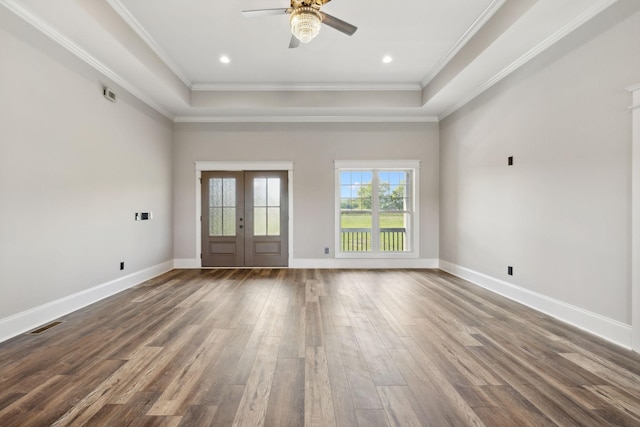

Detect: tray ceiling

[1,0,621,121]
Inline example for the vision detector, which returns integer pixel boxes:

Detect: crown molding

[438,0,620,120]
[174,115,438,123]
[106,0,193,88]
[420,0,507,88]
[0,0,175,120]
[191,82,422,92]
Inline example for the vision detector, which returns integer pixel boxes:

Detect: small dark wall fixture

[135,212,152,221]
[103,87,117,102]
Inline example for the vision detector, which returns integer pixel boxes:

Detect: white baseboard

[439,260,633,350]
[0,260,174,344]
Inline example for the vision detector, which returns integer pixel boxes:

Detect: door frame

[629,83,640,352]
[195,161,294,268]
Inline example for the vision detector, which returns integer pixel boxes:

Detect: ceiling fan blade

[289,35,300,49]
[320,12,357,36]
[242,8,290,17]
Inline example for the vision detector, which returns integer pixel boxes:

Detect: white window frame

[335,160,420,259]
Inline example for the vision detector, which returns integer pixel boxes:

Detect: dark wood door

[244,171,289,267]
[202,171,288,267]
[201,171,245,267]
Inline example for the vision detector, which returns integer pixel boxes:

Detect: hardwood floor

[1,269,639,426]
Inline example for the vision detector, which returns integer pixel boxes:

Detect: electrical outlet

[120,261,125,271]
[324,247,330,255]
[508,156,514,166]
[507,266,513,276]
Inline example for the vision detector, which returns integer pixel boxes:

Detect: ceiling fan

[242,0,358,48]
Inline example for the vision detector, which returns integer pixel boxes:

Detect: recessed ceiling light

[220,55,230,64]
[382,55,393,64]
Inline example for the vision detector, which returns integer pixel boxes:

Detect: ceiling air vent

[103,87,117,102]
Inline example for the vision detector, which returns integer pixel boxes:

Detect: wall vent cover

[103,87,117,102]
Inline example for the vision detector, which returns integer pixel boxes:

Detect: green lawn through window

[340,212,405,228]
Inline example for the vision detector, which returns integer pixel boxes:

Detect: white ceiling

[2,0,620,121]
[116,0,497,85]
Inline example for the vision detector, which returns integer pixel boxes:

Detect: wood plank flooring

[1,269,639,426]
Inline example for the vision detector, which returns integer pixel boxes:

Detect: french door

[201,171,288,267]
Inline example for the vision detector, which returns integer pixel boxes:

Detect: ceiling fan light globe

[290,7,322,43]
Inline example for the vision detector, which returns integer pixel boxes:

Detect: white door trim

[629,84,640,352]
[195,161,294,268]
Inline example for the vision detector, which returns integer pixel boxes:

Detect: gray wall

[0,9,174,320]
[173,122,439,261]
[439,6,640,324]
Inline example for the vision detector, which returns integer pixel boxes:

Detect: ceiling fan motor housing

[242,0,356,47]
[291,0,326,10]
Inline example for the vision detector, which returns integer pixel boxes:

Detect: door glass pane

[210,207,222,236]
[267,207,280,236]
[209,177,236,237]
[254,178,267,207]
[253,177,281,237]
[223,208,236,236]
[254,207,267,236]
[223,178,236,207]
[267,178,280,206]
[210,178,222,207]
